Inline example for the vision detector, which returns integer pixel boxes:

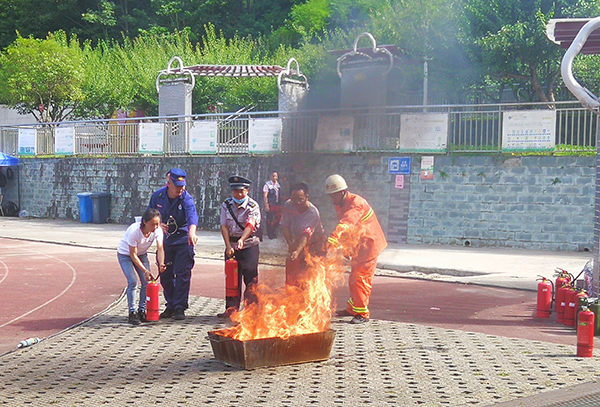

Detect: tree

[0,31,85,122]
[73,38,138,119]
[0,0,82,49]
[461,0,578,103]
[369,0,474,104]
[561,1,600,97]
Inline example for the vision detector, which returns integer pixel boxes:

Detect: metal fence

[0,101,596,157]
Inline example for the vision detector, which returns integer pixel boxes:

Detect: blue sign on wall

[388,157,411,175]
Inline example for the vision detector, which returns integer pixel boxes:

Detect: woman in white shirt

[117,208,166,325]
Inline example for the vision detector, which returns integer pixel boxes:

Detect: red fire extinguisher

[577,307,595,357]
[574,290,589,328]
[536,276,553,318]
[554,271,571,313]
[146,277,160,321]
[564,287,578,327]
[556,283,570,324]
[285,257,302,287]
[225,257,239,297]
[565,288,588,327]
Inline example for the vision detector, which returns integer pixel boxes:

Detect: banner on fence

[55,126,74,155]
[399,113,448,153]
[249,118,282,154]
[502,110,556,152]
[18,128,36,156]
[189,121,218,154]
[314,115,354,152]
[139,123,164,154]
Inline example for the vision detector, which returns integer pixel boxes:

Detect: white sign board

[55,126,74,155]
[314,116,354,152]
[139,123,164,154]
[399,113,448,153]
[249,118,282,154]
[18,128,36,156]
[502,110,556,151]
[189,121,218,154]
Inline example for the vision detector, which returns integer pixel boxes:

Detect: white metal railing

[0,101,595,157]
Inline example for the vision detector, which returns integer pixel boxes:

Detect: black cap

[228,175,252,189]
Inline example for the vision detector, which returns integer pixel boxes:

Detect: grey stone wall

[6,154,595,252]
[407,155,595,251]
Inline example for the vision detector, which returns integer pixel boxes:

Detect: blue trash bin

[77,192,93,223]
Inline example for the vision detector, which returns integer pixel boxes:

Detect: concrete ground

[0,217,598,406]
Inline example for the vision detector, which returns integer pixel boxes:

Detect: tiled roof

[547,18,600,54]
[183,65,286,77]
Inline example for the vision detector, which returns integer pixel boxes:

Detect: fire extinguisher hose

[150,260,173,282]
[537,275,555,310]
[1,286,128,358]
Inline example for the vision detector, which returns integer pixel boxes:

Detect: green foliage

[193,25,290,111]
[369,0,475,103]
[81,0,117,29]
[289,0,332,39]
[460,0,582,103]
[2,0,599,121]
[0,25,300,120]
[0,31,85,122]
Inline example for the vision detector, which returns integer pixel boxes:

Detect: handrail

[220,106,256,125]
[561,17,600,114]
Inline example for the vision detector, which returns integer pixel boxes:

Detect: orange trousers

[344,254,378,319]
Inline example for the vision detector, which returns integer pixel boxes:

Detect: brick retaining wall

[4,154,594,251]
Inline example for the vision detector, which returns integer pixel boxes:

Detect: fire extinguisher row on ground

[536,268,597,357]
[224,256,303,297]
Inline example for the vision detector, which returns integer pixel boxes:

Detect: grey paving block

[2,296,600,406]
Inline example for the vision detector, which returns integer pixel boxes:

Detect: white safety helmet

[324,174,348,194]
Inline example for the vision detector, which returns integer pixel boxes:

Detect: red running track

[0,238,125,354]
[0,238,584,355]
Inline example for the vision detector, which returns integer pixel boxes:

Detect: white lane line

[0,253,77,329]
[0,260,7,285]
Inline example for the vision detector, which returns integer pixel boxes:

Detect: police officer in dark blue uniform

[218,175,261,319]
[148,168,198,320]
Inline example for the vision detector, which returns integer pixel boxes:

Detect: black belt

[230,236,255,242]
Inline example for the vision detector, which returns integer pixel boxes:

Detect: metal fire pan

[207,329,335,370]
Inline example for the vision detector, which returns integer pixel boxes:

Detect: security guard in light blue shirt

[218,175,261,319]
[148,168,198,320]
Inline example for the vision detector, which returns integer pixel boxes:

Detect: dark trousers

[162,243,195,311]
[225,244,259,310]
[266,205,281,239]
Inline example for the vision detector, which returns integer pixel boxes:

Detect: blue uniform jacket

[148,186,198,247]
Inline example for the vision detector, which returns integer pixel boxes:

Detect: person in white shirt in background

[263,171,282,239]
[117,208,166,325]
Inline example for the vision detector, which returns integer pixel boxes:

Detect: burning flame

[218,224,365,341]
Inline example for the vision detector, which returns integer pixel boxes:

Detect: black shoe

[128,311,140,325]
[336,309,353,317]
[159,308,174,319]
[350,315,369,324]
[217,309,234,319]
[138,310,147,322]
[173,308,185,320]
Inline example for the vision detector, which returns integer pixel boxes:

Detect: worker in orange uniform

[325,174,387,324]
